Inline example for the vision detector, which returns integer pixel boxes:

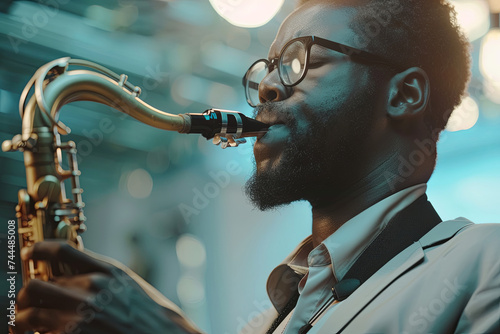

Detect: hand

[13,240,199,334]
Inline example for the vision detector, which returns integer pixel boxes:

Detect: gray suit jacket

[244,218,500,333]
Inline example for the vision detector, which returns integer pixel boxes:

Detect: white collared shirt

[267,184,428,333]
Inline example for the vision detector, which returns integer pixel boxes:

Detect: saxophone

[2,57,267,286]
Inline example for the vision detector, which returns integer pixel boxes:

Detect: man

[14,0,500,333]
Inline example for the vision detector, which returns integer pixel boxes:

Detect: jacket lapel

[313,242,424,332]
[312,218,473,333]
[419,218,473,248]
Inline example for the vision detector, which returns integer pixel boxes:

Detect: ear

[387,67,430,119]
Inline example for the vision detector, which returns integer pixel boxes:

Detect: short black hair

[298,0,471,135]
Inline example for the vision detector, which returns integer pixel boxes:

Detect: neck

[309,155,427,248]
[310,182,391,248]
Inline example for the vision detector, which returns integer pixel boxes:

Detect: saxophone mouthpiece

[185,109,268,148]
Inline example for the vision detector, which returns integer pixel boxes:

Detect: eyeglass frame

[242,35,402,106]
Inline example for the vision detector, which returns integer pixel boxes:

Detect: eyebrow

[267,43,279,61]
[268,30,304,60]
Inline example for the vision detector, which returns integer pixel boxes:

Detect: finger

[21,240,111,275]
[52,272,110,293]
[13,307,81,334]
[17,278,92,311]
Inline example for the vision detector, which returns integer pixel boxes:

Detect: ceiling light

[446,96,480,132]
[451,0,490,41]
[209,0,284,28]
[480,13,500,83]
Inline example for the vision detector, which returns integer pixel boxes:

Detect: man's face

[245,2,390,210]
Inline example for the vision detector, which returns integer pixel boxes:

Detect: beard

[245,125,324,211]
[244,85,376,211]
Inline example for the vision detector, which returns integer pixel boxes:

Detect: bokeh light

[480,28,500,83]
[483,78,500,104]
[177,275,205,304]
[126,168,153,198]
[451,0,490,41]
[176,234,207,268]
[446,96,480,132]
[209,0,285,28]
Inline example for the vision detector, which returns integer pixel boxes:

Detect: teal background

[0,1,498,333]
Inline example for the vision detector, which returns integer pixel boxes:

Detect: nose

[258,68,290,104]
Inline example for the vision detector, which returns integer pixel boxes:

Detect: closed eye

[307,61,324,69]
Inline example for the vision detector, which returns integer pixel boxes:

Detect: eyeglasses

[242,35,398,107]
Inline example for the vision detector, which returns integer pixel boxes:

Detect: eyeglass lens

[245,39,307,106]
[279,40,307,86]
[245,61,267,107]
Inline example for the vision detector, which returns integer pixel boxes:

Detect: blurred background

[0,0,499,333]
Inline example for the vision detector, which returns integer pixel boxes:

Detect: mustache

[252,101,282,118]
[253,101,296,127]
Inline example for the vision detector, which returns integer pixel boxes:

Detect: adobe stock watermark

[229,270,301,334]
[74,63,170,164]
[62,269,136,334]
[8,0,70,53]
[341,0,403,56]
[383,106,461,191]
[76,118,116,164]
[383,136,437,191]
[178,160,243,224]
[405,277,466,333]
[228,299,274,334]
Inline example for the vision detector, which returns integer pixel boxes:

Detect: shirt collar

[266,183,427,312]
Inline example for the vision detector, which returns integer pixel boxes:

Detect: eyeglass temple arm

[312,36,396,67]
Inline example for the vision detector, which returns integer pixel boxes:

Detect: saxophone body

[2,57,267,285]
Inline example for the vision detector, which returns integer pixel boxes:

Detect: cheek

[290,64,364,132]
[312,64,369,102]
[302,63,365,106]
[298,70,384,159]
